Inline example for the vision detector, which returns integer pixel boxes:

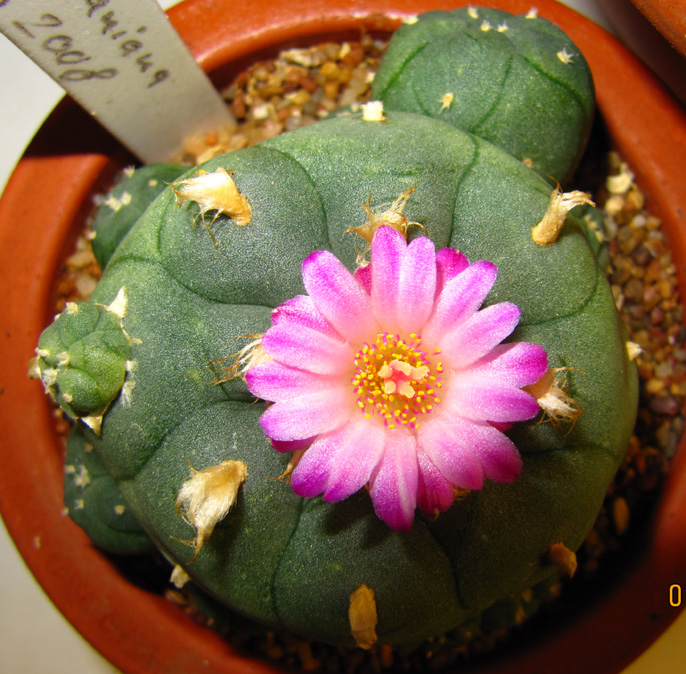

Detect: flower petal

[435,247,469,297]
[354,264,372,295]
[303,250,377,343]
[397,236,437,334]
[291,418,385,501]
[421,415,522,486]
[439,302,521,369]
[370,226,406,330]
[246,361,341,402]
[271,294,340,338]
[368,429,419,531]
[418,417,484,490]
[271,437,314,453]
[324,421,386,502]
[259,387,353,441]
[472,428,522,484]
[415,444,455,515]
[423,260,498,344]
[462,342,548,387]
[446,382,541,423]
[289,430,339,496]
[261,323,353,375]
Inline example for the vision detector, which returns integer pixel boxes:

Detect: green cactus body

[33,298,131,424]
[91,163,187,269]
[33,8,637,650]
[371,8,594,183]
[64,425,154,554]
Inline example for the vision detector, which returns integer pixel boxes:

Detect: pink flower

[246,227,547,530]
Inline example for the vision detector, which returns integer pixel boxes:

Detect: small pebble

[612,496,630,535]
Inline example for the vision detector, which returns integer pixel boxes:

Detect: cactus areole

[32,8,637,649]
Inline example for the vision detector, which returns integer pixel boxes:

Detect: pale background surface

[1,1,684,672]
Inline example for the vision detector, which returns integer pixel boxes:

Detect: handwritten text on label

[1,0,169,87]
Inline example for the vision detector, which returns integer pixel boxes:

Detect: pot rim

[629,0,686,58]
[0,1,684,673]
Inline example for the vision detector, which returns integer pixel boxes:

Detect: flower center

[351,333,443,430]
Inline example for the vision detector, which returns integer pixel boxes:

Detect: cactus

[91,163,187,269]
[64,424,154,554]
[371,7,594,183]
[32,8,636,650]
[32,295,132,433]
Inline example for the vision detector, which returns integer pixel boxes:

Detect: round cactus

[371,7,594,183]
[32,8,636,650]
[32,296,132,430]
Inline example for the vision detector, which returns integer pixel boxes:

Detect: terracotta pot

[630,0,686,57]
[1,1,685,673]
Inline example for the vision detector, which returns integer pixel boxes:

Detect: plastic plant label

[0,0,235,162]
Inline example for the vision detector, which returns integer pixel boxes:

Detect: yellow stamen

[350,332,443,430]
